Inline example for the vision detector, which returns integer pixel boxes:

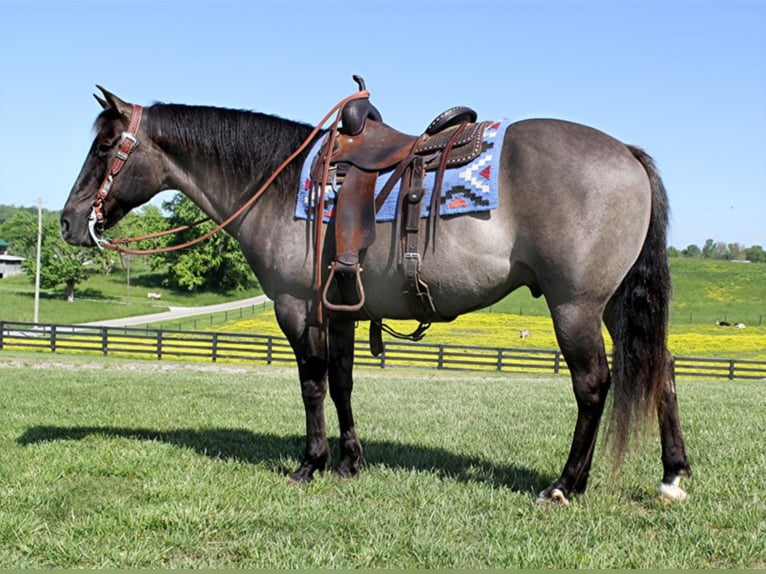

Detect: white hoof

[536,487,571,507]
[657,476,687,502]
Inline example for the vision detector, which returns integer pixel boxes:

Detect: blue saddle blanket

[294,119,510,222]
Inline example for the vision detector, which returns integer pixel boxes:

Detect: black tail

[607,145,671,465]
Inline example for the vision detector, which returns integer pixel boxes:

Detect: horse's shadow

[16,425,552,494]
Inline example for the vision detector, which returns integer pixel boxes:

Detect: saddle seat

[330,106,483,174]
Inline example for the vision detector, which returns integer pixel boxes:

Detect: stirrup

[322,261,366,313]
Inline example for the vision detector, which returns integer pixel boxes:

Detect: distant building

[0,240,25,278]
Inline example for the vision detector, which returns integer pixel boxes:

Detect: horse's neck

[151,105,311,228]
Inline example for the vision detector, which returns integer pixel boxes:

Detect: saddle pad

[295,119,510,223]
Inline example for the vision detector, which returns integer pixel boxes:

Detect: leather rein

[87,89,370,256]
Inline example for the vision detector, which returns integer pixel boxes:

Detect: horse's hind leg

[328,318,363,477]
[657,351,691,501]
[538,302,611,506]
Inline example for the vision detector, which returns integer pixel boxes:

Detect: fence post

[0,321,4,350]
[553,351,561,374]
[212,332,218,363]
[266,336,273,364]
[437,345,445,369]
[157,330,163,360]
[728,360,735,380]
[50,325,57,353]
[101,327,108,356]
[496,348,503,371]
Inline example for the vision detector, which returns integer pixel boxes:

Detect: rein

[89,89,371,256]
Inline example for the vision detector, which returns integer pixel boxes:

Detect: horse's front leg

[274,295,329,483]
[328,318,363,477]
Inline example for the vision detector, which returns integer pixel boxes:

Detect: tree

[33,219,93,301]
[109,205,169,273]
[702,239,716,259]
[726,243,745,261]
[0,210,38,259]
[9,213,107,301]
[682,244,701,258]
[151,194,257,292]
[745,245,766,263]
[714,241,729,259]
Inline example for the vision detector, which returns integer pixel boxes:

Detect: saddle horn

[341,75,382,136]
[352,75,367,91]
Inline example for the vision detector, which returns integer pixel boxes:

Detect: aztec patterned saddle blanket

[295,119,510,223]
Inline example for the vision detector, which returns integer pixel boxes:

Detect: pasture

[0,266,262,325]
[1,355,763,568]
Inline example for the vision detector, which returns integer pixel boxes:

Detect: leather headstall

[88,104,144,248]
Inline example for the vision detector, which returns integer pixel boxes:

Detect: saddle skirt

[295,119,511,223]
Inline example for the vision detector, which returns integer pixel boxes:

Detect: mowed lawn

[0,355,763,568]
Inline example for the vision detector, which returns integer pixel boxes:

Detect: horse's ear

[93,93,108,109]
[95,85,133,116]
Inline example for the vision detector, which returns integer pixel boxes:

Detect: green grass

[0,354,763,568]
[669,258,766,326]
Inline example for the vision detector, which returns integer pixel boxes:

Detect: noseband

[88,104,144,248]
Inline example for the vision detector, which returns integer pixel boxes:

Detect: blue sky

[1,0,764,248]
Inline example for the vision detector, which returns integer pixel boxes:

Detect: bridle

[85,90,370,258]
[87,104,144,248]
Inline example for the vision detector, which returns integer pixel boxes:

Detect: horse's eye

[96,142,112,158]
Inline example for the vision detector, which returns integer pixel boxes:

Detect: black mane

[99,103,319,200]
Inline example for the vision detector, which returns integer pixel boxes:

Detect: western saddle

[312,76,490,350]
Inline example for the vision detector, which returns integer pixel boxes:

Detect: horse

[61,85,691,505]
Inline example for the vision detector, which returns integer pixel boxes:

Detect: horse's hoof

[333,460,362,480]
[333,468,359,480]
[657,476,687,502]
[536,487,570,507]
[288,467,315,484]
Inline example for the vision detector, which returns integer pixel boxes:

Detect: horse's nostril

[60,218,70,238]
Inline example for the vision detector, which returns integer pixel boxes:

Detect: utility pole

[33,198,42,324]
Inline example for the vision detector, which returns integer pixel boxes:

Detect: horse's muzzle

[60,213,96,247]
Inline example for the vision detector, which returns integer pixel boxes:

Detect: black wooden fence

[1,321,765,380]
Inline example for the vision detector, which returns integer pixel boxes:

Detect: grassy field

[0,355,763,568]
[0,263,262,324]
[218,304,766,361]
[483,258,766,326]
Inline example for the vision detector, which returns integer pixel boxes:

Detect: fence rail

[1,321,764,380]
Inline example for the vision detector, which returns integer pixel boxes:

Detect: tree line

[668,240,765,262]
[0,198,257,301]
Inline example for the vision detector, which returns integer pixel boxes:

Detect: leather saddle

[312,76,488,327]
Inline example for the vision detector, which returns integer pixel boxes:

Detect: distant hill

[483,257,765,326]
